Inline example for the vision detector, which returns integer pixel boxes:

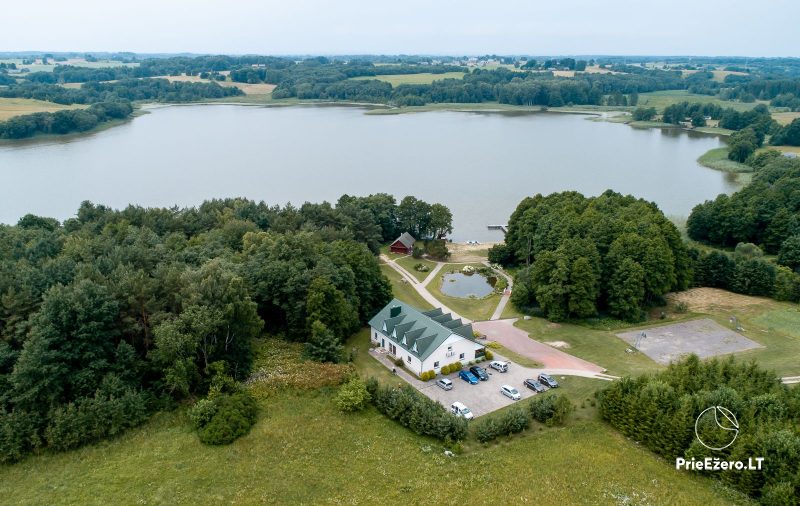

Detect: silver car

[437,378,453,390]
[500,385,521,400]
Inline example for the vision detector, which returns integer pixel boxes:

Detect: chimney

[390,305,401,318]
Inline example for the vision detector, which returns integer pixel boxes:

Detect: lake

[0,104,739,241]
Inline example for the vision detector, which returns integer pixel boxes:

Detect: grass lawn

[426,263,501,321]
[379,263,433,310]
[513,317,662,377]
[0,390,746,505]
[0,97,87,121]
[772,111,800,126]
[351,72,466,86]
[697,147,753,173]
[637,90,760,113]
[395,255,437,282]
[0,330,747,504]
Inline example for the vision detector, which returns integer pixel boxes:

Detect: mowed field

[351,71,466,86]
[0,97,87,121]
[0,58,138,73]
[637,90,762,113]
[0,333,748,505]
[161,75,276,95]
[773,111,800,125]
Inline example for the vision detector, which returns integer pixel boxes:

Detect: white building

[368,299,485,377]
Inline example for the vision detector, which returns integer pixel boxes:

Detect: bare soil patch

[447,242,498,263]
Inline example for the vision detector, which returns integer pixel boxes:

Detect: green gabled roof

[368,298,478,362]
[441,318,464,329]
[451,324,474,338]
[383,314,406,335]
[431,313,453,324]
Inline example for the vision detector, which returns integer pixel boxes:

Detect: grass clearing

[698,147,753,173]
[161,75,276,96]
[0,330,746,504]
[0,97,87,121]
[395,255,437,282]
[350,72,466,86]
[425,263,500,321]
[637,90,760,113]
[379,263,433,310]
[0,390,745,505]
[513,317,661,377]
[773,111,800,125]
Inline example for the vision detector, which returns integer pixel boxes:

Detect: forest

[599,355,800,503]
[0,193,451,461]
[0,79,243,139]
[492,191,692,321]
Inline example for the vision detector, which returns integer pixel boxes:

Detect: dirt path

[380,255,471,323]
[473,319,608,375]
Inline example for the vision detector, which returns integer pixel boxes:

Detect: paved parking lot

[416,355,555,417]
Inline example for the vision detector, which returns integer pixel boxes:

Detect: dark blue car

[458,370,479,385]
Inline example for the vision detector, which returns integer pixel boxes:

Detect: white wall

[421,334,483,374]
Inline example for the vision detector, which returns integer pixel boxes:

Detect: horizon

[4,0,799,57]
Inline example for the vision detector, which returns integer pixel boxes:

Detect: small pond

[440,272,495,298]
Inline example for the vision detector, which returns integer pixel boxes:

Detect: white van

[490,360,509,372]
[450,402,474,420]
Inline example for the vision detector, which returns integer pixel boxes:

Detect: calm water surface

[0,105,740,240]
[440,273,494,298]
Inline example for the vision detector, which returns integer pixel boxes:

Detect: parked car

[458,370,479,385]
[500,385,521,400]
[469,366,489,381]
[489,360,509,372]
[450,402,474,420]
[437,378,453,391]
[538,373,559,388]
[523,379,546,393]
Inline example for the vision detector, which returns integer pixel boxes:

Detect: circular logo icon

[695,406,739,451]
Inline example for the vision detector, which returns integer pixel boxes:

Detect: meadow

[697,146,753,173]
[0,331,749,505]
[0,97,87,121]
[350,71,466,86]
[394,255,437,282]
[636,90,762,113]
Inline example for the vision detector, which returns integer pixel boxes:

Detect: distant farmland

[350,71,466,86]
[0,98,87,121]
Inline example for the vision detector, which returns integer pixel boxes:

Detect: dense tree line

[1,79,243,106]
[692,246,800,303]
[0,193,450,461]
[0,101,133,139]
[687,156,800,255]
[496,191,691,321]
[771,118,800,146]
[599,355,800,503]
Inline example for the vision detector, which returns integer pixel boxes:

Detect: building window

[434,361,439,368]
[407,356,411,363]
[459,353,465,359]
[447,345,453,352]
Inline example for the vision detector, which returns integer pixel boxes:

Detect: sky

[3,0,799,57]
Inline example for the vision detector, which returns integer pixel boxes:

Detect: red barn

[389,232,416,255]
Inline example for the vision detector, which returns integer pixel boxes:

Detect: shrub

[450,361,463,372]
[371,384,467,441]
[426,370,435,379]
[0,409,41,464]
[474,406,530,443]
[484,350,494,360]
[393,357,405,367]
[335,376,371,413]
[196,391,258,445]
[412,246,424,259]
[420,371,430,381]
[529,394,573,426]
[674,301,689,313]
[413,263,430,272]
[440,365,451,375]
